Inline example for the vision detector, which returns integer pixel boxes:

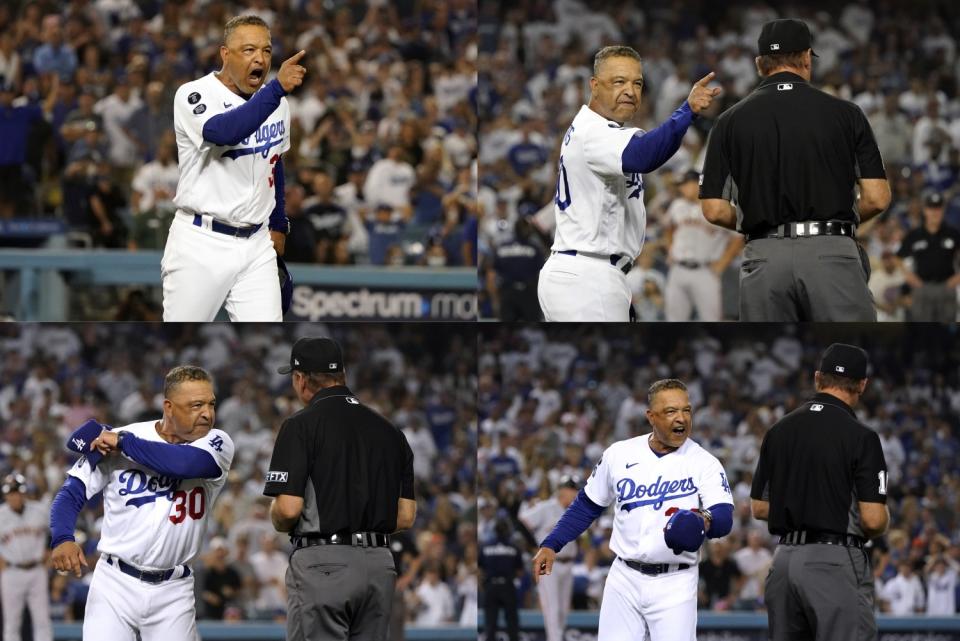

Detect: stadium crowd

[0,0,478,269]
[478,323,960,615]
[0,322,478,630]
[478,0,960,321]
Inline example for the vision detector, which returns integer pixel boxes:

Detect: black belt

[106,555,191,583]
[557,249,632,274]
[675,260,706,269]
[292,532,391,549]
[746,220,856,242]
[779,531,865,549]
[622,559,690,575]
[192,213,262,238]
[11,561,41,570]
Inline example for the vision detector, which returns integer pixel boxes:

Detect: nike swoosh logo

[224,103,233,108]
[626,462,640,469]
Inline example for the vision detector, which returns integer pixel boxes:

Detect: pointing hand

[688,72,722,114]
[278,50,307,93]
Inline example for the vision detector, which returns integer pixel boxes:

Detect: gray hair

[593,45,642,77]
[647,378,687,406]
[223,15,270,46]
[164,366,213,397]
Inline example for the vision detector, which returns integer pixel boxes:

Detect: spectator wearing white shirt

[413,563,455,626]
[363,146,415,211]
[129,133,178,249]
[733,529,773,608]
[881,562,925,615]
[925,556,958,615]
[93,74,143,177]
[249,534,288,616]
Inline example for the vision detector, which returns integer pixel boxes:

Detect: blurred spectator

[698,539,743,611]
[366,203,409,266]
[412,562,455,626]
[880,561,925,615]
[924,556,958,615]
[868,249,909,322]
[128,132,178,250]
[250,533,287,618]
[32,15,76,79]
[200,537,242,620]
[364,146,416,211]
[302,171,349,264]
[732,529,772,611]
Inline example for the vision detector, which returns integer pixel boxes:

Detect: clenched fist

[688,72,722,114]
[51,541,88,578]
[278,50,308,93]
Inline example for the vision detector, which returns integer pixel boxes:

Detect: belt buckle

[355,533,366,547]
[809,221,819,236]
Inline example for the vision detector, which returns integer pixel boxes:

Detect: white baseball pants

[597,558,698,641]
[162,212,281,322]
[538,252,631,322]
[665,265,722,321]
[83,555,198,641]
[2,566,52,641]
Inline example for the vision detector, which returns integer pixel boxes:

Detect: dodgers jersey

[173,73,291,225]
[552,105,647,259]
[0,500,48,564]
[67,420,235,570]
[584,434,732,565]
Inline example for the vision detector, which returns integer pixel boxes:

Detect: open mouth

[672,426,686,435]
[248,69,264,84]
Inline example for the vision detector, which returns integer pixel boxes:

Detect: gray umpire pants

[910,283,957,322]
[286,545,397,641]
[765,544,877,641]
[739,236,876,321]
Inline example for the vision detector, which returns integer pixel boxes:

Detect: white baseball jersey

[667,197,730,263]
[552,105,647,259]
[0,501,47,564]
[67,420,235,570]
[521,498,576,559]
[584,434,732,565]
[173,73,291,225]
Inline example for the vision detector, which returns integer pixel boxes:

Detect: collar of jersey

[809,392,855,417]
[308,384,354,405]
[583,104,625,128]
[759,71,808,88]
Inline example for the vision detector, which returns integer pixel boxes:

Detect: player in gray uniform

[0,474,52,641]
[520,476,580,641]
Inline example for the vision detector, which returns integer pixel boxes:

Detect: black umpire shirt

[896,223,960,282]
[700,71,886,235]
[263,384,415,536]
[750,392,887,537]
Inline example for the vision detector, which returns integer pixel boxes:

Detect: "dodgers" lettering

[616,475,698,511]
[117,469,181,508]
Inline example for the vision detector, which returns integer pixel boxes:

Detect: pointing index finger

[696,71,716,87]
[287,49,307,64]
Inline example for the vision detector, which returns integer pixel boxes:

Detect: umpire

[750,343,889,641]
[264,337,417,641]
[699,18,891,321]
[480,520,523,641]
[896,191,960,322]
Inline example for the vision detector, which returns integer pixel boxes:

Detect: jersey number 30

[555,155,571,211]
[169,487,206,524]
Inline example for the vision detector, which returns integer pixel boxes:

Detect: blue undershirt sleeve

[50,477,88,548]
[706,502,734,538]
[119,434,221,480]
[540,489,605,552]
[201,79,286,146]
[620,101,695,174]
[269,157,287,232]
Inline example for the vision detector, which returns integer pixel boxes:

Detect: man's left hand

[271,231,286,257]
[90,429,119,455]
[688,72,722,114]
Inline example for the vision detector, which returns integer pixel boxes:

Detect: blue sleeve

[706,502,734,539]
[541,489,605,552]
[269,157,288,232]
[119,434,221,479]
[50,477,88,548]
[620,101,695,174]
[201,79,286,146]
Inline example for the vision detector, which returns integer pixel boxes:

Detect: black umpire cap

[278,337,344,374]
[817,343,868,379]
[758,19,819,57]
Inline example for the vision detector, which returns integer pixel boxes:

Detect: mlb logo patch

[266,471,289,483]
[329,362,338,370]
[346,397,359,405]
[810,404,824,412]
[777,83,793,91]
[835,366,845,373]
[770,43,780,51]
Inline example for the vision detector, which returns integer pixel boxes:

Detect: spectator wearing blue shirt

[0,76,52,217]
[366,203,407,265]
[506,119,548,177]
[32,15,77,80]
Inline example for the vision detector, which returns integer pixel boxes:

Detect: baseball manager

[751,343,889,641]
[699,19,891,321]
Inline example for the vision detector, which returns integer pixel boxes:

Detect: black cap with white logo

[817,343,868,379]
[278,337,344,374]
[758,19,818,57]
